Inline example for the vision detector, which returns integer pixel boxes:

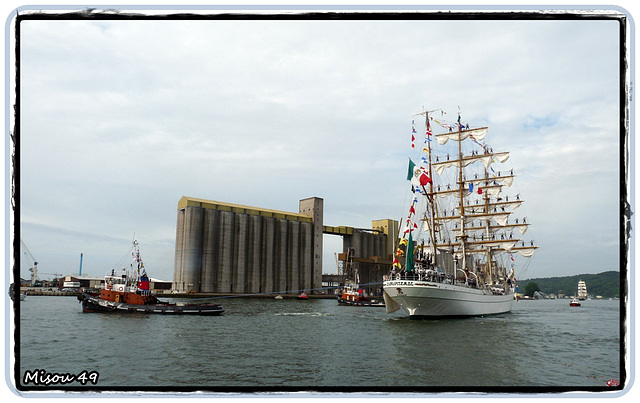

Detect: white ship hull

[383,279,514,318]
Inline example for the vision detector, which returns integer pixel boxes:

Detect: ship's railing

[384,270,485,289]
[384,270,515,295]
[384,271,455,285]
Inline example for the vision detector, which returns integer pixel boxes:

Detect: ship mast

[415,108,440,268]
[456,112,468,274]
[482,165,493,283]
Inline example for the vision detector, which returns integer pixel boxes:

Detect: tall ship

[78,240,225,315]
[383,108,537,318]
[577,280,588,300]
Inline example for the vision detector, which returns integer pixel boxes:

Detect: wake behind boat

[383,108,537,318]
[78,240,224,316]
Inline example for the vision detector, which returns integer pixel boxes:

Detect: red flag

[409,205,416,214]
[478,188,483,195]
[419,173,432,186]
[137,280,149,290]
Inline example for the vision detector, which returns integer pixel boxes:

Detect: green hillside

[517,271,621,298]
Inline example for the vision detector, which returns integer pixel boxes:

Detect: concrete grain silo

[172,196,323,295]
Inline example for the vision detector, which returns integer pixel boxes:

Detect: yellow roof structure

[322,225,354,235]
[178,196,313,223]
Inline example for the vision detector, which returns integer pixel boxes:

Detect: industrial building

[336,219,400,297]
[172,196,396,295]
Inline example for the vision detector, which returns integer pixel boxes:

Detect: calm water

[14,296,623,393]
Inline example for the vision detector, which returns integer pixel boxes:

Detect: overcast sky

[12,6,626,284]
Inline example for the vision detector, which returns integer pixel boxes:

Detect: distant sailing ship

[577,280,588,301]
[383,108,537,318]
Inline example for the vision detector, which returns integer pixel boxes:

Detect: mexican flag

[407,158,416,181]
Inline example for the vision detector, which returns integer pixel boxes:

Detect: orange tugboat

[78,240,224,315]
[337,283,385,307]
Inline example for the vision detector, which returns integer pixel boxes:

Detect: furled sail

[459,201,522,215]
[490,213,510,226]
[435,127,488,145]
[499,175,514,188]
[433,152,510,175]
[465,175,514,188]
[516,247,536,257]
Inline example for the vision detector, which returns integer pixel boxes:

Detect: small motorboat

[274,295,283,300]
[570,298,581,307]
[296,292,309,300]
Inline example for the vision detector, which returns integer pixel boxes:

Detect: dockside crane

[19,239,39,286]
